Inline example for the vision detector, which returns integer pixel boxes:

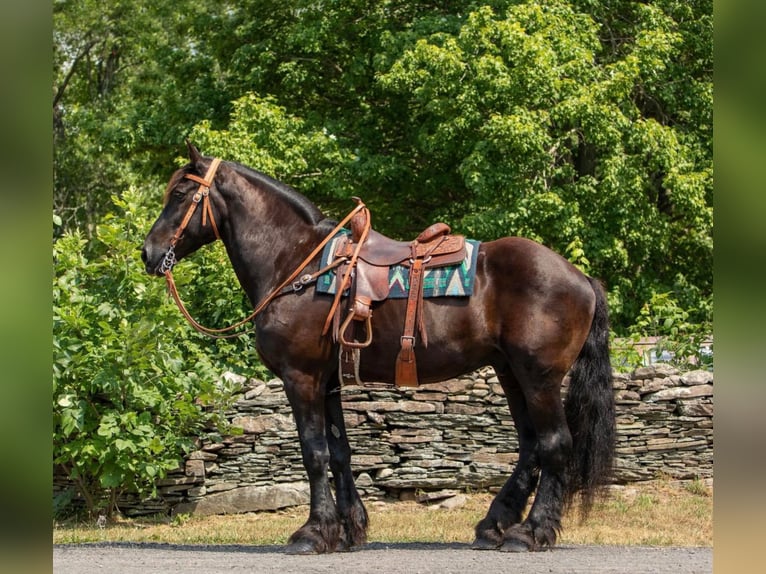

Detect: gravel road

[54,542,711,574]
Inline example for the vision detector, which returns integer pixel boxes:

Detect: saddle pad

[316,231,481,298]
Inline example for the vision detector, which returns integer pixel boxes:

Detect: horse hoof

[285,540,320,555]
[471,537,500,551]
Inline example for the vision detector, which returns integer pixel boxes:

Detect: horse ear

[185,139,204,166]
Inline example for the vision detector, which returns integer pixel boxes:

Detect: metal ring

[159,247,177,273]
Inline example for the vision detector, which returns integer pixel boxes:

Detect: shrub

[53,187,261,517]
[611,291,713,372]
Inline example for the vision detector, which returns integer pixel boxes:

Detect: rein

[160,160,369,338]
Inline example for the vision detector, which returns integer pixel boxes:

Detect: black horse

[142,143,615,554]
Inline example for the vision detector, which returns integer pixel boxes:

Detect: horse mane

[228,162,325,226]
[163,160,326,226]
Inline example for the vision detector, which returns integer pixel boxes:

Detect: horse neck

[218,181,325,305]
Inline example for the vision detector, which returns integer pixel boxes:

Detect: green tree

[372,1,711,327]
[54,0,713,330]
[53,0,232,237]
[52,0,712,514]
[188,94,357,207]
[177,0,712,329]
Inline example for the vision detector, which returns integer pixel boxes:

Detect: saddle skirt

[317,231,481,300]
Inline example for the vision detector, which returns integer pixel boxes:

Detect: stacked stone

[611,365,713,482]
[81,364,712,516]
[340,367,517,499]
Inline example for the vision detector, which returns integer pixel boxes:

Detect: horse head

[141,141,225,276]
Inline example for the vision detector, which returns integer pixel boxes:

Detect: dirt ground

[53,541,712,574]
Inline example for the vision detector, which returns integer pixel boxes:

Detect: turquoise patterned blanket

[316,231,481,298]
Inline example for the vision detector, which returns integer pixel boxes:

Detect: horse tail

[563,277,616,517]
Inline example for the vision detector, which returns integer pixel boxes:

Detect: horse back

[352,236,597,384]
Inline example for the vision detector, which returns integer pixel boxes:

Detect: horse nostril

[140,246,148,264]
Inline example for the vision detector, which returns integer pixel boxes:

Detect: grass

[53,479,712,547]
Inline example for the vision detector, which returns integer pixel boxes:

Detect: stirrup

[339,310,373,349]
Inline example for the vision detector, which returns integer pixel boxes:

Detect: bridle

[158,158,370,339]
[158,158,222,275]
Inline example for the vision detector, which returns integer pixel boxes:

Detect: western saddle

[322,200,466,387]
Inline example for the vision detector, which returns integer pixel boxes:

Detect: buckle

[292,273,314,292]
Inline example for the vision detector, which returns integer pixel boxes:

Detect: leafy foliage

[371,1,712,327]
[52,0,712,515]
[628,292,713,369]
[188,94,357,205]
[53,0,712,331]
[53,188,257,516]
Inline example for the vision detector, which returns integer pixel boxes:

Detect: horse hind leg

[324,376,368,549]
[499,277,615,551]
[500,365,572,552]
[473,367,541,550]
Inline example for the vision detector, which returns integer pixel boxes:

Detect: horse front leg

[282,373,343,554]
[325,376,368,549]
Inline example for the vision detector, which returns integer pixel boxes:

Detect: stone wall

[113,364,713,516]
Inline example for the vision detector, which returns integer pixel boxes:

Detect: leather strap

[322,199,371,336]
[394,257,425,387]
[171,158,222,246]
[164,191,368,338]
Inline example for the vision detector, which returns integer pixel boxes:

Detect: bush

[53,187,262,517]
[611,291,713,372]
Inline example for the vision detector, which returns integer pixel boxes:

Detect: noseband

[159,158,222,273]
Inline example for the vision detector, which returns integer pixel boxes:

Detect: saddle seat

[327,202,467,388]
[353,223,465,267]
